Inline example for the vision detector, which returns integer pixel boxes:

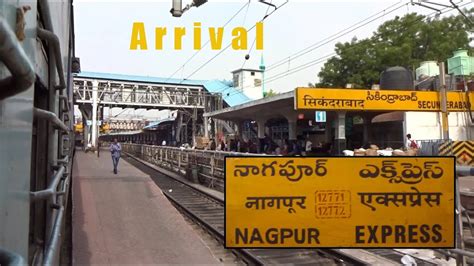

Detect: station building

[205,50,474,157]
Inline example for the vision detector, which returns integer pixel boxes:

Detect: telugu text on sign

[295,87,474,111]
[225,157,455,248]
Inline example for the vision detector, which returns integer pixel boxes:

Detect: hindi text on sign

[295,87,474,112]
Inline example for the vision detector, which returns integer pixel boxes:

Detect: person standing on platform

[305,137,313,155]
[110,138,121,174]
[406,134,419,150]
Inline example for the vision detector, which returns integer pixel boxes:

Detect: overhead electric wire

[210,1,408,95]
[223,1,472,99]
[264,53,336,84]
[205,0,471,101]
[163,1,251,83]
[261,1,470,87]
[179,0,289,84]
[222,53,335,99]
[449,0,474,26]
[210,0,407,95]
[241,0,273,70]
[265,0,408,72]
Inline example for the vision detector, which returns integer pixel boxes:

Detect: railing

[31,104,73,265]
[72,77,227,110]
[74,87,206,107]
[123,143,266,191]
[418,139,450,156]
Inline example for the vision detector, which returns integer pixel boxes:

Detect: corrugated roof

[143,117,176,130]
[75,71,250,107]
[202,80,251,107]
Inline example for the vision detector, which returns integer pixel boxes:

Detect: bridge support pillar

[79,104,92,149]
[204,117,209,138]
[91,80,98,150]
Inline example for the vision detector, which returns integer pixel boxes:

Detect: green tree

[263,89,278,97]
[317,10,473,88]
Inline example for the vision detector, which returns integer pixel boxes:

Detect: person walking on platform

[110,138,121,174]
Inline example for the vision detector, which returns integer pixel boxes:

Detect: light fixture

[170,0,208,17]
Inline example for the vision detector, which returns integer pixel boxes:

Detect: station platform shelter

[204,86,474,157]
[204,91,405,154]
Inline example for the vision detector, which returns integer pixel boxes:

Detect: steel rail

[125,153,368,265]
[164,192,265,265]
[0,16,35,100]
[34,108,70,132]
[124,147,453,265]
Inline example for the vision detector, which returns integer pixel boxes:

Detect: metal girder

[73,78,216,110]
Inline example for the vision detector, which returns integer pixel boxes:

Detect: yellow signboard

[295,87,474,111]
[225,157,455,248]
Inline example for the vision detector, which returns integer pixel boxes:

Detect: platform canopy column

[256,118,267,153]
[363,114,369,146]
[287,117,297,141]
[334,111,346,155]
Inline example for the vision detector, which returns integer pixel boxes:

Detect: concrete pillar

[234,122,239,136]
[79,105,92,149]
[256,118,266,153]
[325,113,332,143]
[363,115,369,146]
[204,116,209,138]
[256,119,266,139]
[91,80,98,149]
[334,111,346,155]
[325,123,332,143]
[288,119,297,140]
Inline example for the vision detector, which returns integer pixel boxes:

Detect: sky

[73,0,472,119]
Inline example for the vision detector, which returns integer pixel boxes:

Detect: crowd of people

[205,135,332,156]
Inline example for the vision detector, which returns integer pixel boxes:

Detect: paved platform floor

[72,150,219,265]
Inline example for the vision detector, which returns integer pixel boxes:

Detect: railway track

[125,153,441,265]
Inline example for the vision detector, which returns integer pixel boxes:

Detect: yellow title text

[130,22,264,51]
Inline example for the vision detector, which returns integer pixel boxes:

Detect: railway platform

[71,150,219,265]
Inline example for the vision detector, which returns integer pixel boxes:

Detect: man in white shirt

[406,134,419,149]
[305,138,313,153]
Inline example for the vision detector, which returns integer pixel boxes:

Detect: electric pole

[439,62,449,141]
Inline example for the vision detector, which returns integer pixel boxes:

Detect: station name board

[295,87,474,111]
[225,157,455,248]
